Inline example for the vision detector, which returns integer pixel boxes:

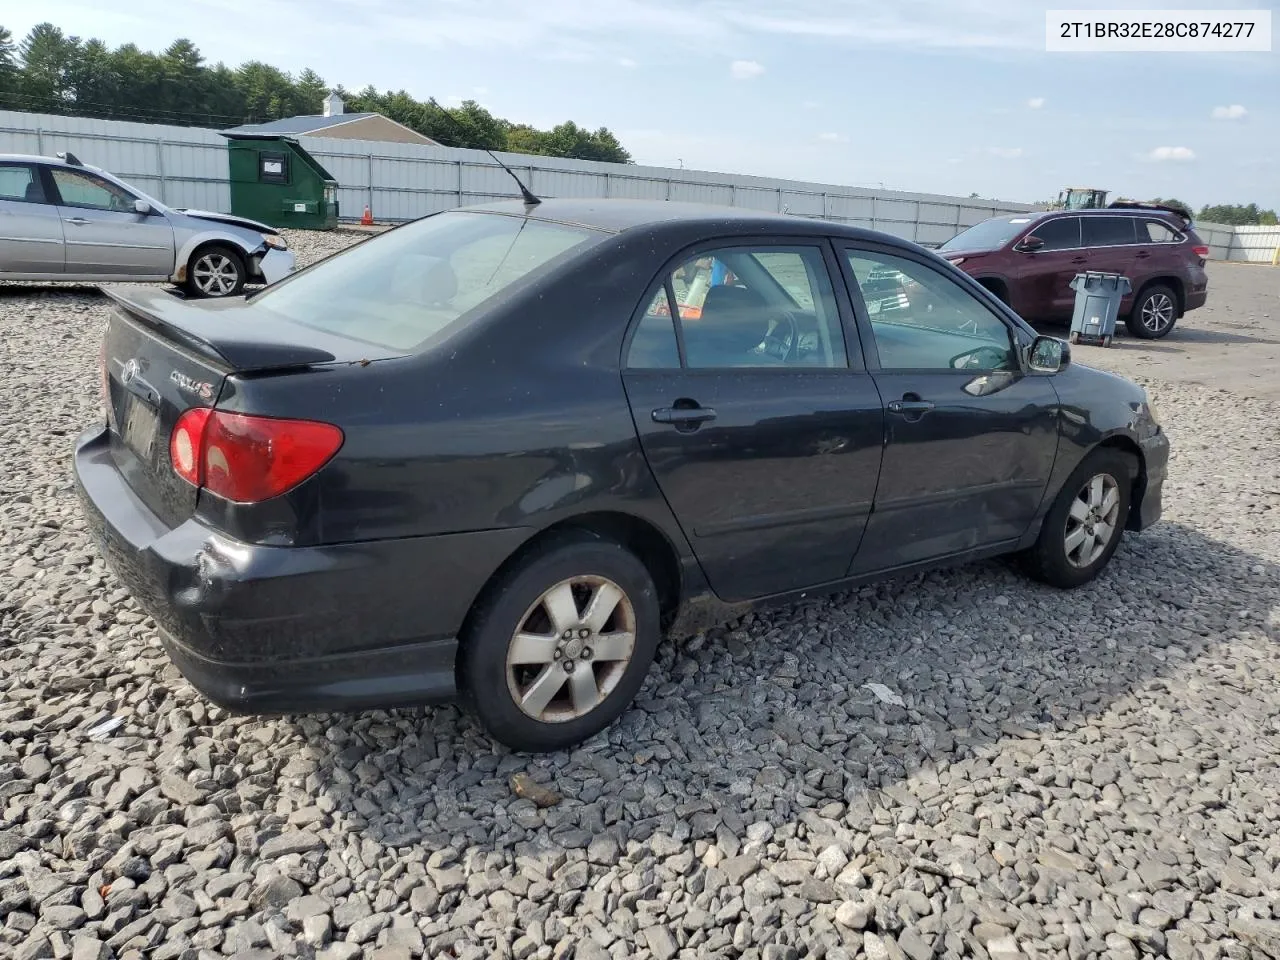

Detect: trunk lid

[101,288,403,528]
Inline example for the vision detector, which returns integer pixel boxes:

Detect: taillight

[170,409,343,503]
[1192,245,1209,260]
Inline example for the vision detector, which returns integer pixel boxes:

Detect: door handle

[64,217,90,226]
[1135,251,1151,259]
[1070,256,1088,264]
[652,404,717,426]
[887,398,936,416]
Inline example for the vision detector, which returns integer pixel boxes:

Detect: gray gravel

[2,235,1279,960]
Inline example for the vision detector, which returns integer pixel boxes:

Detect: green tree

[0,26,17,95]
[1198,202,1278,226]
[1,22,635,159]
[19,23,78,110]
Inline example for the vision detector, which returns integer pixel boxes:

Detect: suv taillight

[170,409,343,503]
[1192,245,1209,260]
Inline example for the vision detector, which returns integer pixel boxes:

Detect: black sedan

[75,199,1168,752]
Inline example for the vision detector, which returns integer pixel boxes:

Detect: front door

[1011,215,1086,321]
[46,166,174,277]
[622,241,884,602]
[0,161,64,274]
[840,245,1060,573]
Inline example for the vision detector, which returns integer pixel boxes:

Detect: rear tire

[1021,449,1133,589]
[1125,284,1178,339]
[458,533,661,752]
[186,244,246,299]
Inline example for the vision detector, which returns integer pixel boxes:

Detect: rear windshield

[253,211,606,350]
[939,216,1033,252]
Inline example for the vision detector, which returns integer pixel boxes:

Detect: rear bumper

[1132,429,1169,531]
[1184,286,1207,313]
[73,425,528,714]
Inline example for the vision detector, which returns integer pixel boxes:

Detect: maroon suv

[937,208,1209,339]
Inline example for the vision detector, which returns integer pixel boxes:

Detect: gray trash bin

[1068,272,1132,347]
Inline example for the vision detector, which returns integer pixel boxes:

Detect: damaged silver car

[0,152,294,297]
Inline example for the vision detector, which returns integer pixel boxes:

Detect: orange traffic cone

[361,205,373,226]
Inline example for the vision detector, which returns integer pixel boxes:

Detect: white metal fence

[3,109,1277,261]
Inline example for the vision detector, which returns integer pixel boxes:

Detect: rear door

[47,166,174,277]
[622,240,884,602]
[839,244,1059,572]
[1010,216,1086,320]
[0,161,65,274]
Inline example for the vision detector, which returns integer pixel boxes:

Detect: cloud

[817,132,849,143]
[1145,146,1196,162]
[617,57,638,68]
[1027,97,1046,109]
[986,147,1024,159]
[802,99,821,110]
[1211,104,1247,120]
[730,59,765,80]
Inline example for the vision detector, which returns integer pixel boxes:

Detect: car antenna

[426,97,540,208]
[56,151,83,166]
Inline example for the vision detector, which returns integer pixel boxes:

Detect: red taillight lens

[170,409,343,503]
[1192,245,1209,259]
[171,407,212,486]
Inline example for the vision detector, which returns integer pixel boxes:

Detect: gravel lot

[2,234,1279,960]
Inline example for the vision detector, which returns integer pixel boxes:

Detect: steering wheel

[759,311,800,361]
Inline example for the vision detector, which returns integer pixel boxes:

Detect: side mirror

[1018,235,1045,253]
[134,199,152,215]
[1028,335,1070,373]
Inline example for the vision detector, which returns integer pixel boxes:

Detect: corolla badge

[170,370,215,402]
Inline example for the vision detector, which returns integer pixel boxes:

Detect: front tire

[1125,284,1178,339]
[1022,449,1133,589]
[458,533,661,752]
[186,245,246,298]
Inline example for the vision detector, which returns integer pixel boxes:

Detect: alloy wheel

[1140,292,1175,335]
[505,575,636,723]
[192,253,241,296]
[1064,472,1121,568]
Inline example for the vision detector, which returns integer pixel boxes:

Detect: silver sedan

[0,152,295,297]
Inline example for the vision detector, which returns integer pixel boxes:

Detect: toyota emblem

[121,359,140,384]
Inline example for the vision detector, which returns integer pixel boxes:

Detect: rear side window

[0,164,44,203]
[1141,220,1181,243]
[1027,217,1080,251]
[1083,217,1137,247]
[254,212,605,351]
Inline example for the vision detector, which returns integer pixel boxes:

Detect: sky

[7,0,1278,210]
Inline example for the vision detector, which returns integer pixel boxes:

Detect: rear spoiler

[1107,199,1194,228]
[104,288,336,373]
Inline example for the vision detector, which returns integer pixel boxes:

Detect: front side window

[846,250,1016,372]
[254,211,605,351]
[49,168,136,211]
[1083,216,1137,247]
[1026,217,1081,251]
[627,245,847,369]
[0,164,45,203]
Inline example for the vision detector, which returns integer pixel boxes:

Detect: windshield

[939,216,1032,252]
[253,211,605,350]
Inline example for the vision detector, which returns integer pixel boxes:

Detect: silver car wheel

[1140,292,1175,334]
[192,252,241,296]
[1064,472,1121,568]
[505,575,636,723]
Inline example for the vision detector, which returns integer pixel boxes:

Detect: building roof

[224,113,382,136]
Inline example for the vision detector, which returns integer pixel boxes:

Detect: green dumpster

[223,133,339,230]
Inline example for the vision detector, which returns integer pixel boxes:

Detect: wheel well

[976,277,1009,303]
[1097,435,1147,530]
[187,240,247,270]
[466,512,683,635]
[1134,276,1185,316]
